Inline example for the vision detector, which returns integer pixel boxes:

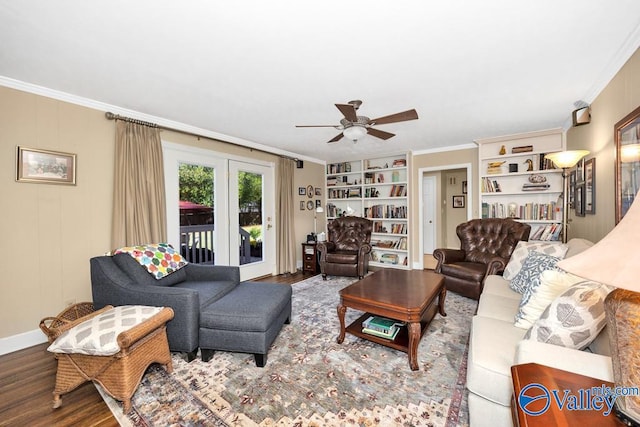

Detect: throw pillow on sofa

[509,251,562,295]
[513,269,584,329]
[503,241,568,281]
[523,281,614,349]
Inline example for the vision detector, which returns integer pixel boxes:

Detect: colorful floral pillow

[114,243,188,279]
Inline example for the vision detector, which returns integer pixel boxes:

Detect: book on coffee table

[362,316,406,334]
[362,326,401,340]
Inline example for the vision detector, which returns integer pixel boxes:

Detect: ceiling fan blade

[328,133,344,143]
[295,125,337,128]
[367,128,395,140]
[335,103,358,122]
[370,109,419,125]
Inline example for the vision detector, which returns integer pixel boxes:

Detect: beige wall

[567,48,640,242]
[411,148,478,266]
[0,85,324,345]
[1,86,114,341]
[293,161,326,258]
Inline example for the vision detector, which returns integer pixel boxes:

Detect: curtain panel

[276,158,297,274]
[111,121,167,249]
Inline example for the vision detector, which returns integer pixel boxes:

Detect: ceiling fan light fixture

[343,125,367,142]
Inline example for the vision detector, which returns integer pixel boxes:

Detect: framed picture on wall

[569,170,576,209]
[298,187,306,196]
[452,195,465,208]
[584,158,596,214]
[16,146,76,185]
[574,183,585,217]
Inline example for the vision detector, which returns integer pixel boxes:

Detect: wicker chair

[39,302,174,413]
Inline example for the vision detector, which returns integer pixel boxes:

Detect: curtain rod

[104,112,298,161]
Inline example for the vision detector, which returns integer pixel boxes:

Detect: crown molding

[0,76,324,165]
[581,23,640,105]
[412,143,477,156]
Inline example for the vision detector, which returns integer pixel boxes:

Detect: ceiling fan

[296,100,418,143]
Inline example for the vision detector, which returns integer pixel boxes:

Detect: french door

[229,160,275,280]
[163,143,275,280]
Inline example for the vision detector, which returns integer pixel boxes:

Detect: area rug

[99,274,477,426]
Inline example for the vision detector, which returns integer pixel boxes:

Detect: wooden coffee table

[337,269,446,371]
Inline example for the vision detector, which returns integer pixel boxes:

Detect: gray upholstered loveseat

[90,253,291,366]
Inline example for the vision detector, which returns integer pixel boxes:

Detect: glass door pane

[178,163,215,264]
[237,170,263,265]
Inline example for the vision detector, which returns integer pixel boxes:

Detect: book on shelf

[380,253,400,264]
[529,223,562,241]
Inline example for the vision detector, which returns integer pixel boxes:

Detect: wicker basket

[40,303,174,413]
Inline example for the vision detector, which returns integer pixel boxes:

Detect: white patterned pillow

[47,305,163,356]
[514,269,584,329]
[509,251,561,295]
[523,281,614,349]
[503,241,568,281]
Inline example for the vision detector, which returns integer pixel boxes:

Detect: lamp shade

[343,125,367,141]
[315,206,324,213]
[621,143,640,163]
[557,191,640,291]
[544,150,590,169]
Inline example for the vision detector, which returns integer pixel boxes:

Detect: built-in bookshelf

[325,153,410,269]
[476,128,565,242]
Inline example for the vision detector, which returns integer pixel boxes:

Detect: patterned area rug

[99,274,477,426]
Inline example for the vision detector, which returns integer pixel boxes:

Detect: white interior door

[229,160,275,280]
[423,175,437,254]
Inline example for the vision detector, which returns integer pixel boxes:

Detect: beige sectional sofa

[466,238,614,427]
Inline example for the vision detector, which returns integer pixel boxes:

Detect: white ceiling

[1,1,640,163]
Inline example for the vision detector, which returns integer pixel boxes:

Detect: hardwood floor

[0,271,309,427]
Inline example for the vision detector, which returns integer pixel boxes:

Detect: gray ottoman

[199,281,292,367]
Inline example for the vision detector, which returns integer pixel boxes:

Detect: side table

[301,242,319,274]
[511,363,624,426]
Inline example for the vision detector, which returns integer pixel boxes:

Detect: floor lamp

[544,150,589,243]
[558,190,640,426]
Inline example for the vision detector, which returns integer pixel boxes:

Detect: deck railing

[179,224,252,265]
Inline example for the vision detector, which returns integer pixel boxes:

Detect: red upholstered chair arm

[433,248,466,272]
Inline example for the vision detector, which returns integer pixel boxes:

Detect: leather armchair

[434,218,530,300]
[317,216,373,279]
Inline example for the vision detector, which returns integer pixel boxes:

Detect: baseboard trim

[0,329,48,356]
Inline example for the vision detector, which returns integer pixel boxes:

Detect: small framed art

[16,146,76,185]
[452,195,465,208]
[584,158,596,214]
